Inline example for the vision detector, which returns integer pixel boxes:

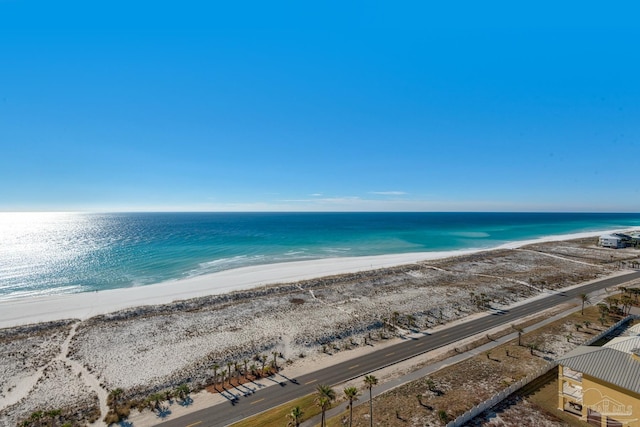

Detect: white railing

[444,314,639,427]
[562,367,582,382]
[581,315,638,346]
[444,362,557,427]
[562,382,583,400]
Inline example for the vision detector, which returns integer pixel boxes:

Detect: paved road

[160,271,640,427]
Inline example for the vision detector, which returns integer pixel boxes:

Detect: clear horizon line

[1,210,640,214]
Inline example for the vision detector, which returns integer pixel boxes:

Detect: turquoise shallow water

[1,212,639,300]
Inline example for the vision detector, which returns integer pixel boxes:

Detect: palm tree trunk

[369,388,373,427]
[349,402,353,427]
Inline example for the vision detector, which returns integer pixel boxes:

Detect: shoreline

[2,227,639,427]
[0,227,636,329]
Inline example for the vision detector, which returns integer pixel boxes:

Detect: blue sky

[1,1,639,212]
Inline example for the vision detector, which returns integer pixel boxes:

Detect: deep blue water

[1,212,639,300]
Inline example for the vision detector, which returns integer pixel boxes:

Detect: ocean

[1,212,639,300]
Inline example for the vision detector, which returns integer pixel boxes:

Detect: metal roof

[627,323,640,335]
[606,336,631,346]
[604,336,640,354]
[558,347,640,395]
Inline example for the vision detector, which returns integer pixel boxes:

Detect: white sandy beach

[0,228,636,329]
[1,229,639,426]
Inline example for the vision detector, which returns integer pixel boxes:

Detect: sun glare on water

[0,212,98,298]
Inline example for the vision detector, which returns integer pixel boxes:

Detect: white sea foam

[0,285,83,301]
[449,231,491,238]
[321,247,352,253]
[283,250,308,256]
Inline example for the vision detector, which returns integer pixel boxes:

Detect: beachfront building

[599,234,625,249]
[557,338,640,426]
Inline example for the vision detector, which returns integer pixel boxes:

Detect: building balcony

[562,367,583,382]
[562,382,583,401]
[563,401,583,416]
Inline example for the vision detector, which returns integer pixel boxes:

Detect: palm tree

[406,314,417,329]
[579,293,590,315]
[364,375,378,427]
[220,371,227,387]
[286,405,304,427]
[425,377,436,393]
[108,388,124,412]
[621,295,633,315]
[147,392,164,412]
[260,354,268,372]
[391,311,400,328]
[176,384,190,402]
[315,385,336,427]
[271,351,279,369]
[512,324,524,346]
[226,361,234,384]
[343,386,360,427]
[381,316,388,331]
[212,363,220,387]
[243,358,250,378]
[597,303,610,322]
[315,396,330,427]
[605,296,619,312]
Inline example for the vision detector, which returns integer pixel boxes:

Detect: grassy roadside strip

[227,394,320,427]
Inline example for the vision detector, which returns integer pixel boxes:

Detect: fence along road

[161,270,640,427]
